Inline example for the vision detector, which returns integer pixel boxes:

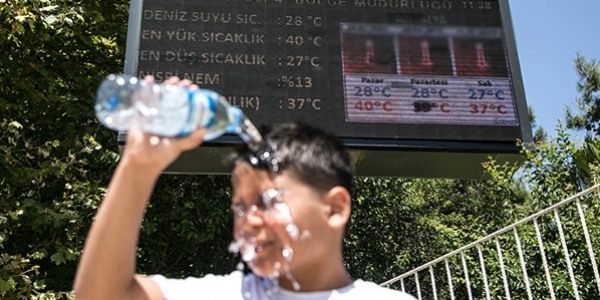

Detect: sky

[508,0,600,140]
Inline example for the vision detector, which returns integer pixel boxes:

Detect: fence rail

[381,184,600,299]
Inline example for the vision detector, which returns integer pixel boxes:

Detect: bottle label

[177,90,216,136]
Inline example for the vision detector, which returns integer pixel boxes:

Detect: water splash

[236,116,263,152]
[228,185,310,292]
[282,245,294,261]
[228,237,257,263]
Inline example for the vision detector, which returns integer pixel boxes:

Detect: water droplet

[282,245,294,261]
[300,230,311,240]
[285,223,299,240]
[228,239,242,253]
[242,244,256,262]
[285,272,301,291]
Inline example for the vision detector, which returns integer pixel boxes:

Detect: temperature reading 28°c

[354,86,391,97]
[411,88,449,99]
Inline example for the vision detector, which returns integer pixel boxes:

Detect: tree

[529,106,548,143]
[565,53,600,136]
[0,1,128,298]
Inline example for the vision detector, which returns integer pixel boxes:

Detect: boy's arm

[73,77,207,300]
[73,129,206,300]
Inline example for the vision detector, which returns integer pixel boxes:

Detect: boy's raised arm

[73,76,207,299]
[73,129,206,300]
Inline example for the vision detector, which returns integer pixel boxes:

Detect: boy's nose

[241,208,265,228]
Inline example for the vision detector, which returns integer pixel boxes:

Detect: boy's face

[230,163,334,278]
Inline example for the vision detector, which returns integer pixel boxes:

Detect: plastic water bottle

[95,74,262,150]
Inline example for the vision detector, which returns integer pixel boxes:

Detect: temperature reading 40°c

[354,100,393,112]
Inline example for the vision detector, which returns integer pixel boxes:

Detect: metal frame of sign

[119,0,532,178]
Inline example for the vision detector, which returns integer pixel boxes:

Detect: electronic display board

[121,0,532,178]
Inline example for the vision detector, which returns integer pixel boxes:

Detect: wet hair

[230,122,354,195]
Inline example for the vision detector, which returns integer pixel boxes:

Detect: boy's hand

[120,76,207,175]
[122,129,206,175]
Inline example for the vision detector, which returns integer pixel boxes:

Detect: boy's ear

[325,186,351,230]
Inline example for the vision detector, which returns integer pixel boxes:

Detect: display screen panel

[132,0,529,144]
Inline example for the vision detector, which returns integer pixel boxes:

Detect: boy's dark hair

[230,122,354,194]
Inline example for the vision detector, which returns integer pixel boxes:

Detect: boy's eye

[231,203,245,218]
[231,189,281,219]
[261,189,280,207]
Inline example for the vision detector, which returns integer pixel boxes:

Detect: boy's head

[232,122,353,193]
[228,122,354,280]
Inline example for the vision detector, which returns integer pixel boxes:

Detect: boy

[73,78,415,299]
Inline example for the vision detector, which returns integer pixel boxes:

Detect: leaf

[33,279,46,290]
[44,15,57,25]
[8,121,23,129]
[50,251,65,265]
[0,279,10,293]
[39,5,59,12]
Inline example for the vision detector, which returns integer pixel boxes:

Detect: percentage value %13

[278,76,313,88]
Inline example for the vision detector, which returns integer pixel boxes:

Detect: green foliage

[529,106,548,143]
[0,0,128,298]
[136,175,239,278]
[566,53,600,135]
[344,175,523,286]
[471,124,600,299]
[0,119,107,299]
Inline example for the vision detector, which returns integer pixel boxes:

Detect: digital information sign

[121,0,532,178]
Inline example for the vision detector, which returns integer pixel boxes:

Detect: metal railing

[381,184,600,299]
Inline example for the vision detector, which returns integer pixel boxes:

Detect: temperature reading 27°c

[286,55,320,67]
[354,86,391,97]
[468,89,506,100]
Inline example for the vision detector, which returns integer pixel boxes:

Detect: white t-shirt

[150,271,415,300]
